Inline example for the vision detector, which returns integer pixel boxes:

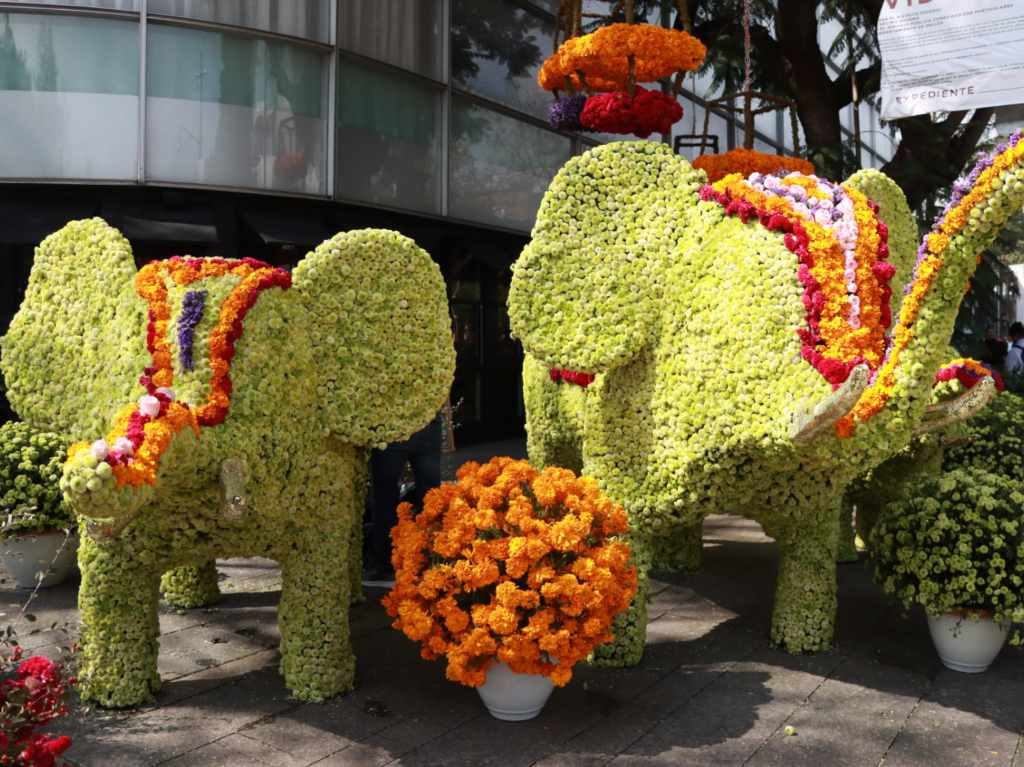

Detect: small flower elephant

[0,219,455,707]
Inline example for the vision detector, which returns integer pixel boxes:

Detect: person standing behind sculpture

[1005,322,1024,391]
[365,409,444,582]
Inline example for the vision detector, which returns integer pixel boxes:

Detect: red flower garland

[580,87,683,139]
[699,183,894,388]
[935,358,1005,392]
[549,368,596,388]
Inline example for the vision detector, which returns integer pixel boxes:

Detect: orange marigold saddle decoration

[701,171,895,388]
[68,257,291,487]
[382,457,638,688]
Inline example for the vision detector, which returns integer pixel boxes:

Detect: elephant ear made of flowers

[509,135,1024,661]
[291,229,455,448]
[1,219,147,439]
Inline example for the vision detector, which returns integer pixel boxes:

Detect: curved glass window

[337,60,442,214]
[146,24,328,195]
[451,0,553,120]
[149,0,331,45]
[449,97,572,231]
[0,12,139,180]
[338,0,444,82]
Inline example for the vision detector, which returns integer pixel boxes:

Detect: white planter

[0,532,78,589]
[476,661,555,721]
[927,611,1009,673]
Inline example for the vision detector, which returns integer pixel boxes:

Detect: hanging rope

[741,0,755,149]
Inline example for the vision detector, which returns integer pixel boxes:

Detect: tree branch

[832,62,881,108]
[881,108,996,208]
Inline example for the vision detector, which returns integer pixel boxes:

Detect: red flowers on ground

[0,648,75,766]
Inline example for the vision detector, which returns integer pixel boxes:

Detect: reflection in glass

[146,24,327,194]
[336,60,441,214]
[451,0,551,119]
[149,0,332,44]
[450,97,572,230]
[338,0,443,82]
[7,0,137,9]
[0,12,138,179]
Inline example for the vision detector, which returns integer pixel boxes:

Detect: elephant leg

[767,502,839,654]
[161,560,221,609]
[591,536,651,667]
[77,534,162,707]
[835,496,859,564]
[349,448,370,605]
[651,520,703,573]
[278,521,355,702]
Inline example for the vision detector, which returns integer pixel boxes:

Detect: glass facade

[450,97,572,230]
[451,0,554,120]
[337,0,444,82]
[149,0,332,44]
[146,23,328,194]
[0,12,138,179]
[336,58,443,213]
[0,0,899,229]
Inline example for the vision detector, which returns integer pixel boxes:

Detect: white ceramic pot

[476,661,555,721]
[0,532,79,589]
[927,611,1009,673]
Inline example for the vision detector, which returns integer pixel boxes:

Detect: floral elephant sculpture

[0,219,455,707]
[508,136,1022,663]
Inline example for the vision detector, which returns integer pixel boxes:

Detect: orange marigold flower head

[382,457,637,687]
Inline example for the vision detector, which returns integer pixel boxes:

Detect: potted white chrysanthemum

[871,467,1024,672]
[0,422,78,589]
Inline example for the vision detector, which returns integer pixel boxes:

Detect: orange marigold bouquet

[382,457,637,688]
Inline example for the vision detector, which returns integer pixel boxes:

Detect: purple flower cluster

[177,289,207,372]
[907,129,1023,293]
[549,94,587,132]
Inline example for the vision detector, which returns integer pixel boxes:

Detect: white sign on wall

[878,0,1024,121]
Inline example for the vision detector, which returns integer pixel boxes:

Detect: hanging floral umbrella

[539,11,705,139]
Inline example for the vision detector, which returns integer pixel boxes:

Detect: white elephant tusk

[790,364,870,444]
[220,457,249,521]
[913,376,997,437]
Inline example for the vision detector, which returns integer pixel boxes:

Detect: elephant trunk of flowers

[842,133,1024,443]
[60,444,154,527]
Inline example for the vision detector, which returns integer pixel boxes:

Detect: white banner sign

[878,0,1024,121]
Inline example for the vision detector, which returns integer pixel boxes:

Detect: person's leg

[407,416,443,509]
[369,445,409,572]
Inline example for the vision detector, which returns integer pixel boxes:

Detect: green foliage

[871,467,1024,638]
[944,390,1024,477]
[0,421,72,537]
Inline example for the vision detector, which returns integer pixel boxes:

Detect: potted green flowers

[871,467,1024,672]
[0,422,77,589]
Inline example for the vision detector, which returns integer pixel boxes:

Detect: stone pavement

[2,442,1022,766]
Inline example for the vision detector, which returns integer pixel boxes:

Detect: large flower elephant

[0,219,455,707]
[508,138,1021,663]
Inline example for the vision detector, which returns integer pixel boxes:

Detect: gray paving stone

[10,498,1021,767]
[615,652,844,766]
[162,733,308,767]
[881,670,1024,767]
[743,658,928,767]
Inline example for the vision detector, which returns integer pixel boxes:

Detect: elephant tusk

[914,376,997,437]
[790,364,870,444]
[220,457,249,521]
